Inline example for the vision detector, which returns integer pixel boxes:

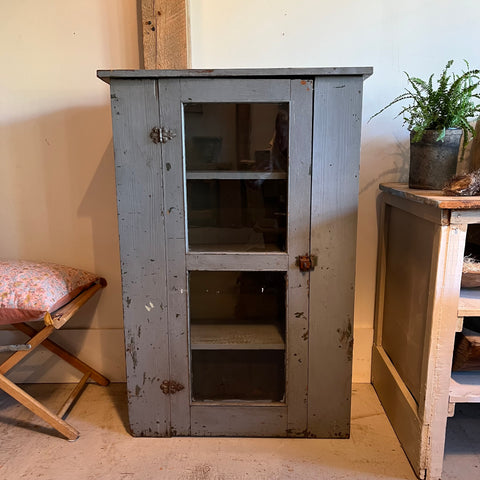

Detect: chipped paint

[337,322,353,361]
[294,312,307,321]
[347,338,354,362]
[145,301,155,312]
[125,336,138,369]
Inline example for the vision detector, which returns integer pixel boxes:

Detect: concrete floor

[0,383,478,480]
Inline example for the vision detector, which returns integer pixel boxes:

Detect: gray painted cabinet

[98,68,372,437]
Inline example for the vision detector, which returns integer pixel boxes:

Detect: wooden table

[373,183,480,479]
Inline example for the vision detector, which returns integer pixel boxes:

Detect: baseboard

[0,328,126,383]
[0,326,374,384]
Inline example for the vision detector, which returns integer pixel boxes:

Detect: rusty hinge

[150,126,176,144]
[160,380,184,395]
[296,254,317,272]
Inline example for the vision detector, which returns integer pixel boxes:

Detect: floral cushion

[0,260,103,325]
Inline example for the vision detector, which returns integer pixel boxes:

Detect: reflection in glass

[184,103,289,172]
[184,103,289,251]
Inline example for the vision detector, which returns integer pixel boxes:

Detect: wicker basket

[462,256,480,288]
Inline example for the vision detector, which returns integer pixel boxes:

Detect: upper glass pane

[184,103,289,252]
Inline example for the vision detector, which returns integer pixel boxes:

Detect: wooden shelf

[449,371,480,404]
[458,288,480,317]
[190,323,285,350]
[186,171,287,181]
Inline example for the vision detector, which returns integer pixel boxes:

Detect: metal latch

[296,254,317,272]
[150,126,176,144]
[160,380,184,395]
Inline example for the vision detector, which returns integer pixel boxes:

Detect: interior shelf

[190,323,285,350]
[186,171,287,180]
[458,288,480,317]
[449,371,480,404]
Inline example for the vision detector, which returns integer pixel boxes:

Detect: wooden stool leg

[0,373,79,441]
[0,325,54,374]
[13,323,110,386]
[57,372,90,418]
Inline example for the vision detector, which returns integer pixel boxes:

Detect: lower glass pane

[189,271,286,402]
[191,350,285,402]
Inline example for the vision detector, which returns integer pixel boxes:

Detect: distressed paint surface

[110,79,171,436]
[285,79,313,436]
[159,78,191,435]
[106,70,369,438]
[191,405,288,437]
[98,67,373,82]
[308,76,364,437]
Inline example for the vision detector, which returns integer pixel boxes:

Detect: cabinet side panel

[308,76,364,437]
[110,79,171,436]
[286,79,313,436]
[382,208,434,403]
[371,346,424,478]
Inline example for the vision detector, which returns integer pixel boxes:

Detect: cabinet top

[380,183,480,209]
[97,67,373,83]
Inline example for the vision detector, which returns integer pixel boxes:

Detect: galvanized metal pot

[408,128,463,190]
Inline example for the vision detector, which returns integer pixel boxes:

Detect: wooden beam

[140,0,190,69]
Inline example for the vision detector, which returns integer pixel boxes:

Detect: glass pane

[184,103,289,252]
[189,271,286,402]
[184,103,288,172]
[191,350,285,402]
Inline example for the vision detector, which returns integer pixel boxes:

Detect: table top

[380,183,480,210]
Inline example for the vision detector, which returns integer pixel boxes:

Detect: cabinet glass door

[184,101,290,406]
[160,78,313,436]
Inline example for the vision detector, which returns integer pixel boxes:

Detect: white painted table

[373,183,480,479]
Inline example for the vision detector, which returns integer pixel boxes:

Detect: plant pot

[408,128,463,190]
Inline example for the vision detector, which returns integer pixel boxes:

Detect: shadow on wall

[0,105,123,332]
[359,126,479,197]
[359,136,410,196]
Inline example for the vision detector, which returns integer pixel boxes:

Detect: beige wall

[0,1,139,381]
[2,1,480,382]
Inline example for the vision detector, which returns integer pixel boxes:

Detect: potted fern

[371,60,480,189]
